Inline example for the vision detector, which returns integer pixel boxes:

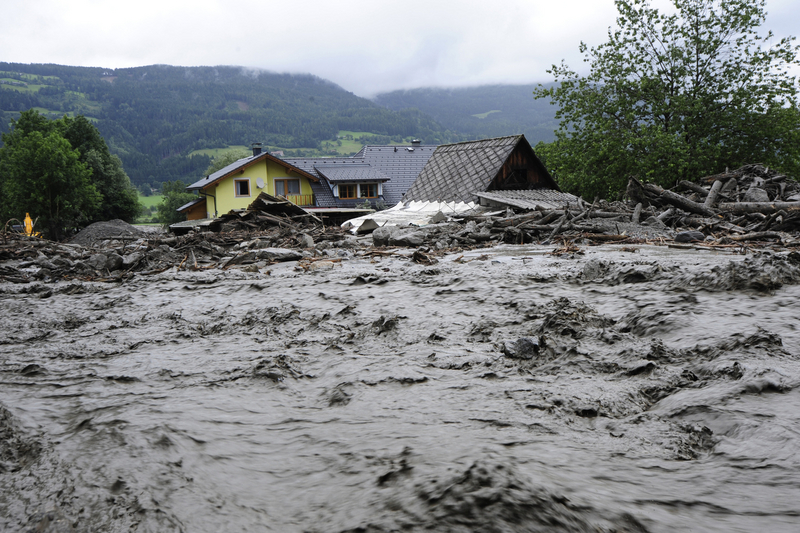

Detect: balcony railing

[284,194,315,207]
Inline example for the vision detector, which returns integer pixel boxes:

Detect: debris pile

[0,216,355,283]
[1,165,799,285]
[627,164,800,243]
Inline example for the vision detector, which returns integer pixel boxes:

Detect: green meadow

[188,131,416,160]
[472,110,502,119]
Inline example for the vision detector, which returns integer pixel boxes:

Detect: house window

[275,179,300,197]
[234,178,250,197]
[339,184,357,199]
[360,183,378,198]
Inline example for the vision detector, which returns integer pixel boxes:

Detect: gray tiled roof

[314,164,391,183]
[358,145,436,204]
[403,136,524,203]
[283,156,353,208]
[309,180,336,207]
[477,190,579,211]
[176,197,205,212]
[284,143,436,207]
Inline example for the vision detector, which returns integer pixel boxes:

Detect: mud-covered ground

[2,243,800,532]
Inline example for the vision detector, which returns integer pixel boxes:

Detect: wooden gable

[489,141,560,192]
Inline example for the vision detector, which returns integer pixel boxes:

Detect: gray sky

[2,0,798,97]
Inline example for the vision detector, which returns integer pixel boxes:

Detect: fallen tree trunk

[717,202,800,215]
[628,177,717,217]
[679,180,709,197]
[658,187,718,217]
[727,231,783,242]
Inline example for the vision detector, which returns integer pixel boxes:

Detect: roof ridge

[436,135,524,149]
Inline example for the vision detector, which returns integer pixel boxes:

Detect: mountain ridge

[1,62,557,186]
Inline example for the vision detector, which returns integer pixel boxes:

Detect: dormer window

[360,183,378,198]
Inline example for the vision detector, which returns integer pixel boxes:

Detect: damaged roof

[476,190,579,211]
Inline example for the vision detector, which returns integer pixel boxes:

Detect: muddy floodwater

[2,244,800,532]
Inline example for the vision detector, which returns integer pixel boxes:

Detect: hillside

[0,63,462,186]
[373,84,559,145]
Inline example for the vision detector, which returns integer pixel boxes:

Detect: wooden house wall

[185,200,207,220]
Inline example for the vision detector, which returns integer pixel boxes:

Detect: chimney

[411,139,421,146]
[252,142,262,156]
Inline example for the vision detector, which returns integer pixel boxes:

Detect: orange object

[24,213,34,236]
[23,213,40,237]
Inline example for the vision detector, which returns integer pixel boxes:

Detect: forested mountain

[373,84,559,145]
[0,63,463,186]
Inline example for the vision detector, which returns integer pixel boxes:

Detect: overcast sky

[2,0,798,97]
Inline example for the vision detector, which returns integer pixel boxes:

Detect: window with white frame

[234,178,251,197]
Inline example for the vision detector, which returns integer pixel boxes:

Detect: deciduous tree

[0,129,100,239]
[0,110,142,237]
[157,180,196,227]
[534,0,800,199]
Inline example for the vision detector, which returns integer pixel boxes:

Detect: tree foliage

[0,110,141,238]
[0,128,100,239]
[156,180,196,228]
[534,0,800,199]
[60,115,141,223]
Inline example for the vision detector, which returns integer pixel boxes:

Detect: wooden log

[632,203,643,224]
[728,231,783,242]
[629,177,717,216]
[704,179,724,209]
[679,180,709,197]
[658,187,718,217]
[717,202,800,215]
[545,214,568,242]
[657,208,675,222]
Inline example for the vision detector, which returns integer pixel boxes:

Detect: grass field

[138,194,164,208]
[188,131,416,160]
[472,110,502,119]
[136,194,163,224]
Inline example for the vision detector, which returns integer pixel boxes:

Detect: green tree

[60,115,142,223]
[534,0,800,199]
[204,149,251,176]
[157,180,196,227]
[0,129,101,240]
[0,110,142,233]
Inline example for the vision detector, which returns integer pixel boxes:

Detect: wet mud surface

[2,244,800,532]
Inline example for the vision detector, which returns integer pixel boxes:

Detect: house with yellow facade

[180,145,320,220]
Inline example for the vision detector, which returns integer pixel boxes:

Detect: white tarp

[342,200,478,232]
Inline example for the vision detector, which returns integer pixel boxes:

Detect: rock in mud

[298,233,314,248]
[389,230,426,247]
[372,225,401,246]
[674,230,706,243]
[743,186,770,202]
[503,337,542,359]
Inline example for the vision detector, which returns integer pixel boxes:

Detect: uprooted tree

[534,0,800,200]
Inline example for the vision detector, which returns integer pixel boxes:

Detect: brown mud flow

[2,244,800,532]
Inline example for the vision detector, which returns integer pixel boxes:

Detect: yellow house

[182,146,320,220]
